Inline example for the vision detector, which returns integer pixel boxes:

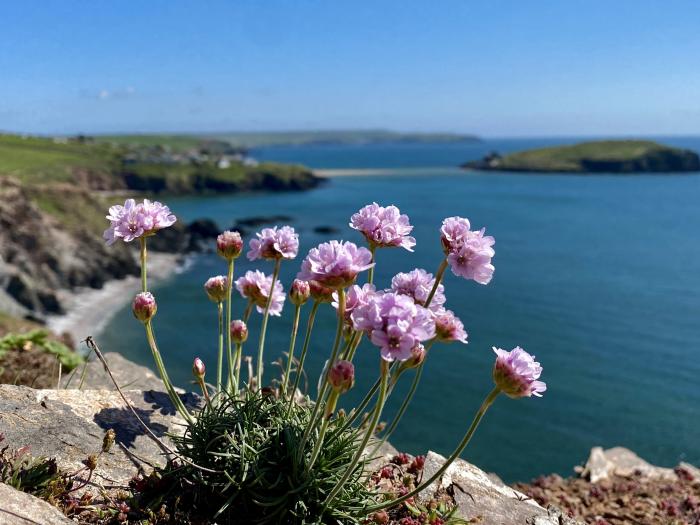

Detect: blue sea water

[98,137,700,482]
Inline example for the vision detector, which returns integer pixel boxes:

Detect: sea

[97,137,700,482]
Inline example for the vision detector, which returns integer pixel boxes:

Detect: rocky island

[463,140,700,173]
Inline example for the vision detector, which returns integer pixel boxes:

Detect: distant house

[217,158,231,169]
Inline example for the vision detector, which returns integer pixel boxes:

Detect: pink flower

[440,217,495,285]
[351,292,435,362]
[309,280,335,303]
[289,279,311,306]
[297,240,374,289]
[247,226,299,261]
[216,231,243,260]
[234,270,285,316]
[433,308,468,344]
[391,268,445,311]
[104,199,176,245]
[132,292,157,322]
[492,346,546,398]
[350,202,416,251]
[230,320,249,343]
[332,283,378,322]
[204,275,228,303]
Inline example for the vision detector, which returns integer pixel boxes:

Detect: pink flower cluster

[492,346,547,398]
[104,199,177,245]
[351,292,435,362]
[247,226,299,261]
[350,202,416,251]
[391,268,445,311]
[234,270,285,316]
[440,217,495,285]
[297,240,374,289]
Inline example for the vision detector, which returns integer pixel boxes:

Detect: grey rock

[0,385,198,490]
[0,483,73,525]
[582,446,676,483]
[61,351,165,392]
[419,451,583,525]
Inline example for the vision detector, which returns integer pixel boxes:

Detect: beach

[46,253,186,349]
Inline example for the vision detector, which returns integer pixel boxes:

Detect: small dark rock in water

[148,218,220,253]
[233,215,294,228]
[313,225,340,234]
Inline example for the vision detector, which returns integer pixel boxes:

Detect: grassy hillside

[465,140,700,173]
[94,129,479,149]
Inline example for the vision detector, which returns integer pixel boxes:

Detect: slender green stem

[197,378,211,406]
[256,259,281,388]
[307,390,339,471]
[324,360,390,509]
[365,387,501,513]
[425,258,448,308]
[233,342,243,392]
[281,304,302,395]
[216,302,224,393]
[225,259,235,390]
[300,289,346,454]
[145,321,193,423]
[367,245,377,284]
[139,237,148,292]
[288,301,320,409]
[243,299,253,324]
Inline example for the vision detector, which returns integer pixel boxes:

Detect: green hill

[463,140,700,173]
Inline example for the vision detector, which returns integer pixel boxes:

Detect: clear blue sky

[2,1,700,137]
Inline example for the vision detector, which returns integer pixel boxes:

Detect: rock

[582,446,676,482]
[61,351,164,391]
[0,483,74,525]
[0,385,199,490]
[313,225,340,234]
[419,451,582,525]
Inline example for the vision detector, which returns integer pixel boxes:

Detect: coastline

[314,166,463,177]
[46,252,188,348]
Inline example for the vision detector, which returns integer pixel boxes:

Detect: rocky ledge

[0,353,580,525]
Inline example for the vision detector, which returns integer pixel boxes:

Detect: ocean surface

[98,137,700,482]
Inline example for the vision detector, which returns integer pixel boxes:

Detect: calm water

[99,138,700,482]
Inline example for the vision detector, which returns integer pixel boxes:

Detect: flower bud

[216,230,243,260]
[309,280,334,303]
[132,292,157,322]
[204,275,228,303]
[192,357,206,380]
[102,429,116,454]
[404,344,426,369]
[328,360,354,394]
[230,320,248,343]
[289,279,311,306]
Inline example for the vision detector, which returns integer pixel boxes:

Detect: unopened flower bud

[404,344,426,369]
[84,454,98,471]
[192,357,206,379]
[230,320,248,343]
[204,275,228,303]
[216,230,243,260]
[289,279,311,306]
[309,280,334,303]
[328,360,354,393]
[132,292,157,322]
[372,510,389,524]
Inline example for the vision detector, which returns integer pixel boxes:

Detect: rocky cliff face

[0,178,137,317]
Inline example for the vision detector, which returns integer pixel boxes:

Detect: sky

[2,1,700,137]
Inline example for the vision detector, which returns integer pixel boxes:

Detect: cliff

[463,140,700,173]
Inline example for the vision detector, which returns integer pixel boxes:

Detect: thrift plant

[104,198,547,524]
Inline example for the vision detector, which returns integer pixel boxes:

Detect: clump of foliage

[0,434,67,500]
[0,329,83,370]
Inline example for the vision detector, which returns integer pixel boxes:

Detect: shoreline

[314,166,463,177]
[46,252,189,349]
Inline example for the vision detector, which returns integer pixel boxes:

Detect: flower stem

[281,304,302,395]
[307,390,339,471]
[367,245,377,284]
[197,378,211,407]
[364,386,501,513]
[139,237,148,292]
[233,343,243,391]
[425,258,448,308]
[288,301,320,410]
[225,259,235,391]
[256,258,281,388]
[324,359,390,509]
[144,321,193,423]
[216,302,224,393]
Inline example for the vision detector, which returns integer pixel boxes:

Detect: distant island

[95,129,480,149]
[462,140,700,174]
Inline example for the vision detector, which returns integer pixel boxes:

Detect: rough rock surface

[61,351,165,392]
[0,483,74,525]
[419,451,582,524]
[581,446,676,483]
[0,385,199,490]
